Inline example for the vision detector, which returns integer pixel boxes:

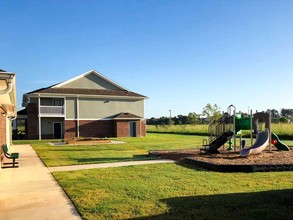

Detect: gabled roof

[112,112,142,120]
[52,69,129,91]
[24,70,146,98]
[26,87,146,98]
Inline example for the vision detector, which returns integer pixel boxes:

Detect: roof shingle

[27,88,146,98]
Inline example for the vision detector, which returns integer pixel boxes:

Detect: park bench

[1,144,19,168]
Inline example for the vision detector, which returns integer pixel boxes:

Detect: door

[129,121,137,137]
[53,122,62,139]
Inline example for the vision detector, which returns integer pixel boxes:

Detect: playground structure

[203,105,290,156]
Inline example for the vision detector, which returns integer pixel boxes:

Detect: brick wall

[0,108,6,146]
[141,119,146,137]
[27,103,39,139]
[64,120,115,138]
[115,120,130,137]
[115,120,146,137]
[64,120,77,140]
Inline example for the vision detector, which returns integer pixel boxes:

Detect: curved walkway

[0,145,81,220]
[0,144,174,219]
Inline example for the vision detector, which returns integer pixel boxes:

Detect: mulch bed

[149,147,293,172]
[65,138,111,145]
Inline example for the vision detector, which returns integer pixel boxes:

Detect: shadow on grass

[130,189,293,220]
[76,154,153,163]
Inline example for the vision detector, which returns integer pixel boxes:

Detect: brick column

[27,103,39,139]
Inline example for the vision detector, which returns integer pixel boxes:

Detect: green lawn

[53,163,293,220]
[13,133,293,219]
[13,134,206,167]
[13,133,293,167]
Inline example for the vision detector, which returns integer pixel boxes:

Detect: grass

[13,133,293,219]
[147,124,208,135]
[13,134,206,167]
[13,132,293,167]
[53,163,293,219]
[147,123,293,139]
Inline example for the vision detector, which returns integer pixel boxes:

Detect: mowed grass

[53,163,293,220]
[13,134,206,167]
[13,130,293,167]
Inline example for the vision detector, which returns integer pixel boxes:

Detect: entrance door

[53,122,62,139]
[129,121,137,137]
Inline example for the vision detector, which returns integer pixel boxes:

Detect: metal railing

[40,106,64,116]
[208,114,233,144]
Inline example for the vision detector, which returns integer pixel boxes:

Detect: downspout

[76,96,80,138]
[0,77,14,147]
[38,96,41,140]
[0,80,13,95]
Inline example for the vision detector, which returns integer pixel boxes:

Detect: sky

[1,0,293,118]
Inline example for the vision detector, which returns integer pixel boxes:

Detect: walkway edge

[49,159,175,172]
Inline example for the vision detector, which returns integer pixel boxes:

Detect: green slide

[271,132,290,151]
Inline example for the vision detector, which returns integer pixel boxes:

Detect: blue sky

[1,0,293,118]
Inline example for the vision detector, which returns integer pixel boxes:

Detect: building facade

[0,70,16,147]
[21,70,147,139]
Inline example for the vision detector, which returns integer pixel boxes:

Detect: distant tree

[279,117,288,123]
[281,108,293,122]
[271,109,280,123]
[175,115,188,125]
[187,112,201,124]
[202,103,221,123]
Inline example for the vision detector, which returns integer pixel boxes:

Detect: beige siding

[60,73,120,90]
[78,98,144,119]
[41,118,63,135]
[66,98,76,119]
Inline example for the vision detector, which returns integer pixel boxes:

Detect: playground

[150,105,293,172]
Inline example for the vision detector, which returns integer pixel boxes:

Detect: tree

[281,108,293,122]
[271,109,280,123]
[202,103,221,123]
[187,112,201,124]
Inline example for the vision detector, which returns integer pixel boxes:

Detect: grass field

[13,134,206,167]
[13,133,293,219]
[53,163,293,219]
[13,132,293,167]
[147,123,293,139]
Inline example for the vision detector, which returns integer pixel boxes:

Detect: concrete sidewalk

[0,145,81,220]
[49,159,175,172]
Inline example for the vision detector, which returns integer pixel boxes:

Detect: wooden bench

[1,144,19,168]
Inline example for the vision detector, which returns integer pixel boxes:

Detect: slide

[271,132,290,151]
[208,130,234,153]
[240,128,269,157]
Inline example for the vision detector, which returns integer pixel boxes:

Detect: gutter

[0,80,13,94]
[0,72,14,95]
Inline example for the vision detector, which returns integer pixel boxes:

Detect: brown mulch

[150,146,293,165]
[65,138,111,145]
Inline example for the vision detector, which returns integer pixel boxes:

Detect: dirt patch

[149,146,293,165]
[65,137,111,145]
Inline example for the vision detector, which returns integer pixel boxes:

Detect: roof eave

[25,92,146,100]
[52,69,130,91]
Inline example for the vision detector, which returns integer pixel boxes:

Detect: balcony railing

[40,106,64,116]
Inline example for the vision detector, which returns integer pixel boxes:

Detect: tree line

[147,103,221,125]
[147,104,293,125]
